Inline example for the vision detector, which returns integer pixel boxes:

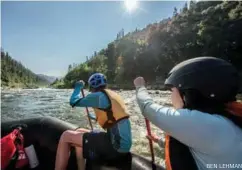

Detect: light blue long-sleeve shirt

[136,86,242,170]
[70,83,132,153]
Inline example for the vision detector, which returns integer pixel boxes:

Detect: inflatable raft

[1,116,165,170]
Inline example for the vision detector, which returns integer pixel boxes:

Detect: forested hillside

[52,1,242,89]
[1,50,49,88]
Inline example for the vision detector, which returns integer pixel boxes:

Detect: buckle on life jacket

[1,126,29,170]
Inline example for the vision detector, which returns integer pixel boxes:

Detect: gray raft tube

[1,116,164,170]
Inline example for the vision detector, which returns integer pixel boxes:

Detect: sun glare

[124,0,138,12]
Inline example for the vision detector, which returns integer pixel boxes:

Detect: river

[1,88,172,167]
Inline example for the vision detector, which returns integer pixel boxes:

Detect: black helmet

[164,57,239,102]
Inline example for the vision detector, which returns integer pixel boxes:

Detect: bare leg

[75,147,85,170]
[75,128,90,170]
[55,130,84,170]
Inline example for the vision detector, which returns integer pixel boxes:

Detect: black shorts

[82,131,126,161]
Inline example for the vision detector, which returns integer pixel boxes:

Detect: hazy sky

[2,1,186,77]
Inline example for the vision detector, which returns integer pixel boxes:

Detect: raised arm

[69,81,110,109]
[136,86,232,153]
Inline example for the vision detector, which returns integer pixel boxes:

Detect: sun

[124,0,138,12]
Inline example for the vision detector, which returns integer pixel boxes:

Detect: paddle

[145,118,156,170]
[81,89,93,130]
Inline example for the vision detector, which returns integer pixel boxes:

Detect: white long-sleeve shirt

[136,86,242,170]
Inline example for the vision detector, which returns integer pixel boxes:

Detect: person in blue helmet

[55,73,132,170]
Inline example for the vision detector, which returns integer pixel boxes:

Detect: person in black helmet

[134,57,242,170]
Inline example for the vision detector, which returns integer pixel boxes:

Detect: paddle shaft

[145,118,155,163]
[81,89,93,130]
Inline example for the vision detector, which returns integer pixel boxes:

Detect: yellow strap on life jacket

[93,89,129,129]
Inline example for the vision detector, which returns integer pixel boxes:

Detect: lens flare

[124,0,138,12]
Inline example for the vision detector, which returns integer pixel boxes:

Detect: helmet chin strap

[177,89,187,108]
[182,95,187,108]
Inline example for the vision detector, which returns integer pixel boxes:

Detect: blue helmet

[88,73,107,89]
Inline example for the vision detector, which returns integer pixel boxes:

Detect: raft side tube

[1,116,165,170]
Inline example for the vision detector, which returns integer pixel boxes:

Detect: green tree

[106,43,116,82]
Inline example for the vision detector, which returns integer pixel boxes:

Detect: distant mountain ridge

[37,74,58,84]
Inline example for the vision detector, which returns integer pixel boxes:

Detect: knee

[75,128,86,132]
[75,128,90,133]
[60,130,73,142]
